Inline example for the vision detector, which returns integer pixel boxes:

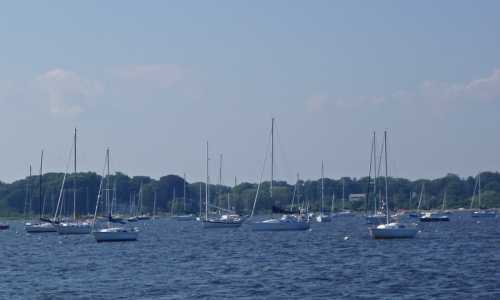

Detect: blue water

[1,213,499,299]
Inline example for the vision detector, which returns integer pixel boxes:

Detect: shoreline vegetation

[2,171,499,217]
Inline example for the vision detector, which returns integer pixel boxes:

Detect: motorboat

[251,214,310,231]
[419,212,450,222]
[0,223,9,230]
[369,222,418,239]
[93,227,139,242]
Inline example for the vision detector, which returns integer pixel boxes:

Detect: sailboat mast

[106,148,110,218]
[29,165,32,220]
[205,141,209,221]
[270,118,274,199]
[384,130,389,224]
[73,128,77,221]
[478,173,481,208]
[183,173,187,212]
[39,150,44,219]
[373,132,377,214]
[321,161,324,214]
[342,178,345,211]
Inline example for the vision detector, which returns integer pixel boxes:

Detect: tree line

[1,171,499,217]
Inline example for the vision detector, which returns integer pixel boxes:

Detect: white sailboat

[337,178,354,217]
[25,152,57,233]
[202,142,243,228]
[369,131,418,239]
[92,148,138,242]
[420,189,450,222]
[55,129,91,235]
[250,118,310,231]
[471,174,496,218]
[316,161,331,222]
[173,173,196,221]
[366,132,387,225]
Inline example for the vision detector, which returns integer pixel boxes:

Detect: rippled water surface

[1,213,500,299]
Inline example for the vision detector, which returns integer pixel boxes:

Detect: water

[1,213,499,299]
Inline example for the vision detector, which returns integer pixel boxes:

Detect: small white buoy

[344,236,349,240]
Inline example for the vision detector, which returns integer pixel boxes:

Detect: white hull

[202,220,243,228]
[57,222,91,235]
[93,228,138,242]
[369,223,418,239]
[251,219,310,231]
[471,211,496,218]
[25,222,57,233]
[173,215,197,221]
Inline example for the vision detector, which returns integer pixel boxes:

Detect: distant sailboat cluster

[1,119,497,242]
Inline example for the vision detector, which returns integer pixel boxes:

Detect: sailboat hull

[93,229,138,242]
[369,227,418,239]
[57,222,91,235]
[25,222,57,233]
[202,220,243,228]
[173,215,197,221]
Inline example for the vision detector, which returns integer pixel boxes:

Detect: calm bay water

[1,213,499,299]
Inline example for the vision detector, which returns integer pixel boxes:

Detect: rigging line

[250,128,272,218]
[54,137,76,221]
[92,149,109,230]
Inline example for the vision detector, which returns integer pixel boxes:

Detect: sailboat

[408,183,425,218]
[136,183,151,220]
[93,148,138,242]
[420,189,450,222]
[471,174,496,218]
[369,131,418,239]
[337,178,354,217]
[173,173,196,221]
[25,151,57,233]
[250,118,310,231]
[316,161,331,222]
[365,132,386,225]
[55,129,91,235]
[202,142,243,228]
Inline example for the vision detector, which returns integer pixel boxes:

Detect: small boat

[202,214,244,228]
[251,214,310,231]
[316,161,331,223]
[368,131,418,239]
[470,174,496,218]
[136,215,151,221]
[25,222,56,233]
[93,227,139,242]
[127,216,139,222]
[92,148,139,242]
[337,210,354,217]
[201,142,243,229]
[57,222,91,234]
[419,212,450,222]
[471,210,496,218]
[0,223,9,230]
[369,222,418,239]
[173,214,197,221]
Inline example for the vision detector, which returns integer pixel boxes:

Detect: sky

[1,1,500,184]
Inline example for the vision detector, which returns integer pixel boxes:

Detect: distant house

[349,193,366,202]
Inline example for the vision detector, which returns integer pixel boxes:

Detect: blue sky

[1,1,500,183]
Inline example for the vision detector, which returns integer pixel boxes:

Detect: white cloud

[35,68,102,115]
[306,94,328,112]
[114,64,185,89]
